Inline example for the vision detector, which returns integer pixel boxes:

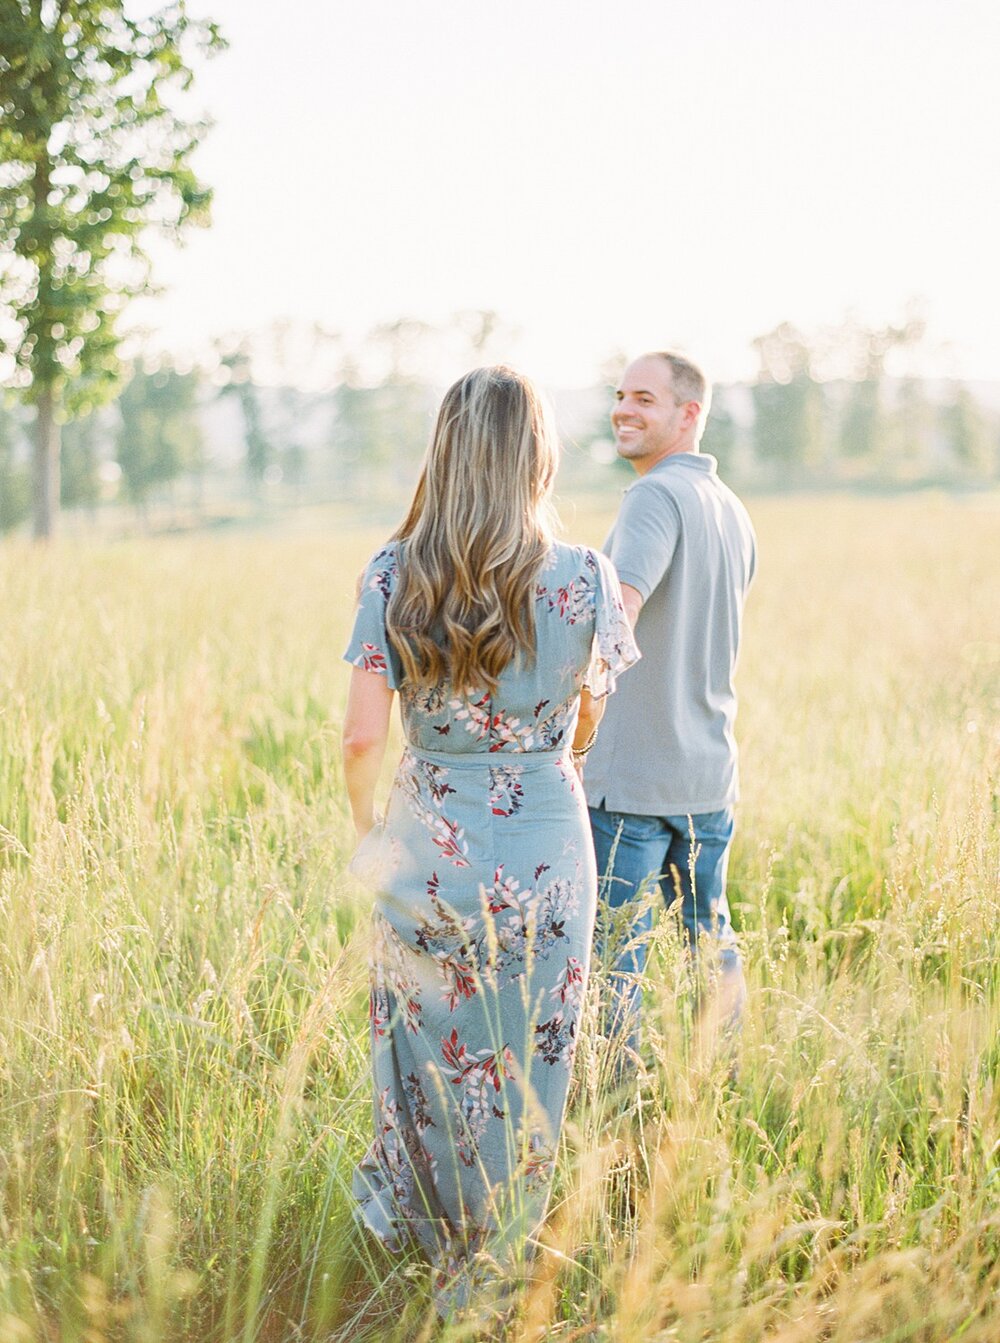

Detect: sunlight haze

[136,0,1000,387]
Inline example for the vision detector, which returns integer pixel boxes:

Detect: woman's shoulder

[359,540,401,599]
[543,540,615,584]
[369,539,400,563]
[544,539,603,574]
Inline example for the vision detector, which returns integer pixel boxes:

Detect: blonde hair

[387,365,560,694]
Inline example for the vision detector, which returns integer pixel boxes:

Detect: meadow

[0,492,998,1342]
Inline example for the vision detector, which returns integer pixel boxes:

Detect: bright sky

[137,0,1000,388]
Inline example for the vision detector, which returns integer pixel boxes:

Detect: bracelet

[571,728,598,759]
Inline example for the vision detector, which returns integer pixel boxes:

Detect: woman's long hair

[386,365,560,694]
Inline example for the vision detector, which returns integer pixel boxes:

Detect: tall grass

[0,494,997,1341]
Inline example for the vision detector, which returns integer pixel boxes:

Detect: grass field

[1,493,998,1342]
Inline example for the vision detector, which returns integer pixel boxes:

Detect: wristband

[571,728,598,759]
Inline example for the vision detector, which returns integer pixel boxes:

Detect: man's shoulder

[620,469,684,517]
[712,476,756,534]
[641,458,751,517]
[613,470,691,550]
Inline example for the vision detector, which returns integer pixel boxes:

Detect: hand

[354,811,382,843]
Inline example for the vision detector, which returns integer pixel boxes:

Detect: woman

[342,365,638,1310]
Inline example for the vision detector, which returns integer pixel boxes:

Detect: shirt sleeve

[606,477,681,601]
[582,550,641,699]
[342,545,402,690]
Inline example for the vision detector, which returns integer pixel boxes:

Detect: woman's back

[349,539,632,756]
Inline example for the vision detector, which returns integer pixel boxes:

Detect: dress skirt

[350,742,597,1300]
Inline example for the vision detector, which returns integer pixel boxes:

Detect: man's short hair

[652,351,712,433]
[655,349,708,410]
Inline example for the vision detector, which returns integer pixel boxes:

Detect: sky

[134,0,1000,389]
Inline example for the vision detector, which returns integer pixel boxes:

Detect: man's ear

[683,400,702,432]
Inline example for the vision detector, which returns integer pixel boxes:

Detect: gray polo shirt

[584,452,756,816]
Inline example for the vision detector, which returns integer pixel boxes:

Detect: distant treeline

[1,316,997,533]
[704,371,998,488]
[703,318,999,488]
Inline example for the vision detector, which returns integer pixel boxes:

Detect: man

[584,350,757,1053]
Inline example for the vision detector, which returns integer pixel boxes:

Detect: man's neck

[631,440,700,477]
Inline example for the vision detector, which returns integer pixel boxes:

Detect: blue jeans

[589,804,743,1046]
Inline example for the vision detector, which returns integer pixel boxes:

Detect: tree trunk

[33,386,60,540]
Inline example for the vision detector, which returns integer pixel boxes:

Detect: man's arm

[606,481,680,629]
[620,582,644,629]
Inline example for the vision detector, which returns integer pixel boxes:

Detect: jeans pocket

[616,812,667,843]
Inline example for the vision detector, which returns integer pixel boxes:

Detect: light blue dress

[344,540,638,1306]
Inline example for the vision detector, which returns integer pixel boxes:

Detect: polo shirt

[584,452,757,816]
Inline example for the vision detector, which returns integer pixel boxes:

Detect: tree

[939,382,993,477]
[837,377,881,464]
[217,342,272,490]
[885,376,933,477]
[274,385,312,499]
[750,323,826,479]
[115,359,202,516]
[0,0,223,537]
[832,313,923,473]
[333,375,430,503]
[0,394,30,532]
[332,321,434,502]
[701,389,739,477]
[59,405,103,509]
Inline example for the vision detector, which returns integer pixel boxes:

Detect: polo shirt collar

[646,451,718,477]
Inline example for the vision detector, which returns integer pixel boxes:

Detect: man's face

[611,356,688,470]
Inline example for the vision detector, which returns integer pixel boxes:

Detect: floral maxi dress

[344,540,638,1303]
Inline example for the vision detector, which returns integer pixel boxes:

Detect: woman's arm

[571,686,605,770]
[342,667,394,839]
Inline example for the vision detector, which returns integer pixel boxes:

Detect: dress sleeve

[582,550,641,699]
[342,545,402,690]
